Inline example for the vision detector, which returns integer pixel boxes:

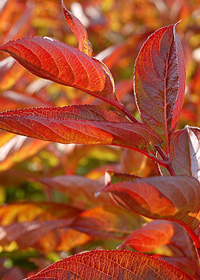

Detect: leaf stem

[156,146,176,176]
[183,224,200,264]
[100,98,177,173]
[121,105,140,124]
[98,96,139,123]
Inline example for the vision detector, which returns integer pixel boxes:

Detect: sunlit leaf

[62,0,92,57]
[26,250,192,280]
[101,175,200,230]
[0,37,115,100]
[0,105,162,154]
[0,202,81,225]
[119,220,174,252]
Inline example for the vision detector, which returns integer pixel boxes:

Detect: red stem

[99,96,139,123]
[183,224,200,264]
[156,146,175,176]
[102,98,177,172]
[121,105,140,124]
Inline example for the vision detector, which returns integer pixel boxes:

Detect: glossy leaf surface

[0,37,114,99]
[102,175,200,230]
[0,105,161,153]
[26,250,192,280]
[62,0,92,56]
[134,23,186,152]
[120,220,174,252]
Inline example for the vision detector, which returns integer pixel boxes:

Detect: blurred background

[0,0,199,279]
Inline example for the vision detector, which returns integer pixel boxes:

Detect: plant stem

[99,96,139,123]
[183,224,200,264]
[101,97,177,173]
[156,146,176,176]
[121,105,140,123]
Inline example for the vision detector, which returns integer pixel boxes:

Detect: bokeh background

[0,0,199,278]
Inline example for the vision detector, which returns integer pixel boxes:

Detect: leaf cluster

[0,0,200,279]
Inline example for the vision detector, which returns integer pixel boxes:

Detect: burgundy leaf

[0,105,162,154]
[169,222,197,259]
[134,23,186,153]
[169,126,200,181]
[161,257,199,279]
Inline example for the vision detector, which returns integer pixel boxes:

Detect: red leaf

[101,175,200,230]
[0,105,162,154]
[119,220,174,252]
[169,126,200,181]
[26,250,192,280]
[62,0,92,57]
[134,23,186,153]
[0,37,115,100]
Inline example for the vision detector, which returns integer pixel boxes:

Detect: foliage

[0,0,200,279]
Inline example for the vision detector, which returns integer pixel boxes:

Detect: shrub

[0,0,199,279]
